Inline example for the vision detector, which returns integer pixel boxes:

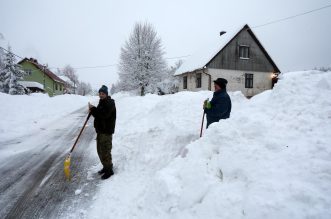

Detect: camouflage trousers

[96,133,113,171]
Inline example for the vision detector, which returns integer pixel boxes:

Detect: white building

[174,24,280,97]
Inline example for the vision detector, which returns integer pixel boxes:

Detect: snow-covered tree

[0,48,6,91]
[157,60,182,94]
[0,47,5,71]
[0,46,25,94]
[118,22,167,96]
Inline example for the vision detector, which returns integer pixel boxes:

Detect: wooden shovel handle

[70,113,91,153]
[200,112,205,138]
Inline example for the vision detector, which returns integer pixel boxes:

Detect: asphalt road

[0,109,100,219]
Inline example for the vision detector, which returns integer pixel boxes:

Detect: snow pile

[0,93,95,141]
[85,90,246,218]
[88,70,331,219]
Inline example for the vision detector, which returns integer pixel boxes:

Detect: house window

[245,73,254,88]
[183,76,187,89]
[25,69,32,75]
[55,83,58,90]
[196,73,202,88]
[239,45,250,59]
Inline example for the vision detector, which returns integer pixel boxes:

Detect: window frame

[239,45,250,59]
[196,73,202,88]
[245,73,254,88]
[183,76,187,89]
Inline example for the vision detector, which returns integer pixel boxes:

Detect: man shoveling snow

[89,85,117,180]
[203,78,232,128]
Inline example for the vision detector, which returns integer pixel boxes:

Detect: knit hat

[213,78,228,89]
[98,85,108,95]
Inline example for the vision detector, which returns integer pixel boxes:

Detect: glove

[88,102,95,112]
[203,99,211,109]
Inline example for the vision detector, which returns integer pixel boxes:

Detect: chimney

[220,31,226,37]
[29,58,38,63]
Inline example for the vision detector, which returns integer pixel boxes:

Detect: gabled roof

[175,24,280,75]
[18,58,66,84]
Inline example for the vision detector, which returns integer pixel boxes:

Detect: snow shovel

[64,112,91,180]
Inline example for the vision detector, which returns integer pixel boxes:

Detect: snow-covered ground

[87,70,331,219]
[0,70,330,219]
[0,93,95,142]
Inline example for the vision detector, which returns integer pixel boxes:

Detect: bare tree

[62,65,78,94]
[77,81,92,96]
[118,22,167,96]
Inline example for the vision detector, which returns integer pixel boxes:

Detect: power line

[252,4,331,28]
[1,46,190,70]
[0,46,24,60]
[165,55,191,60]
[49,64,118,70]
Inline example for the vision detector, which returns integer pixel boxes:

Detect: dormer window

[239,45,250,59]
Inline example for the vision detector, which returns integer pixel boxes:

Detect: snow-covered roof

[59,75,70,83]
[19,81,44,90]
[59,75,77,88]
[174,24,248,76]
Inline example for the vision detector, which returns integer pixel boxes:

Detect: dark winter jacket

[91,96,116,134]
[204,89,232,128]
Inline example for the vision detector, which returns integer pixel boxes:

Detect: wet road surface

[0,109,100,219]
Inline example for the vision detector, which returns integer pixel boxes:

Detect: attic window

[239,45,250,59]
[25,69,32,75]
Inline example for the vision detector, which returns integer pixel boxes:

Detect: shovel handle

[69,113,91,153]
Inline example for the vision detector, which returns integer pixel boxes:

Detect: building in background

[175,24,280,97]
[18,58,66,96]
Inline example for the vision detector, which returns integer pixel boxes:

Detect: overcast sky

[1,0,330,89]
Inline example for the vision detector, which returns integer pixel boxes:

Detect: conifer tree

[0,46,26,94]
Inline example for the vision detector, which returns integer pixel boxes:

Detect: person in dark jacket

[89,85,116,180]
[203,78,232,128]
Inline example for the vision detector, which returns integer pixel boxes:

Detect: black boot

[98,168,105,175]
[101,169,114,180]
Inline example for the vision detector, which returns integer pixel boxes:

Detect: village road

[0,108,99,219]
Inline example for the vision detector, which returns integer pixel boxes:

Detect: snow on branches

[117,22,168,96]
[0,46,26,95]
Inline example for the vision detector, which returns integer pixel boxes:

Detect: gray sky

[1,0,331,89]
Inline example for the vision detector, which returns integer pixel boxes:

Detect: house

[18,58,66,96]
[58,75,76,94]
[174,24,280,97]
